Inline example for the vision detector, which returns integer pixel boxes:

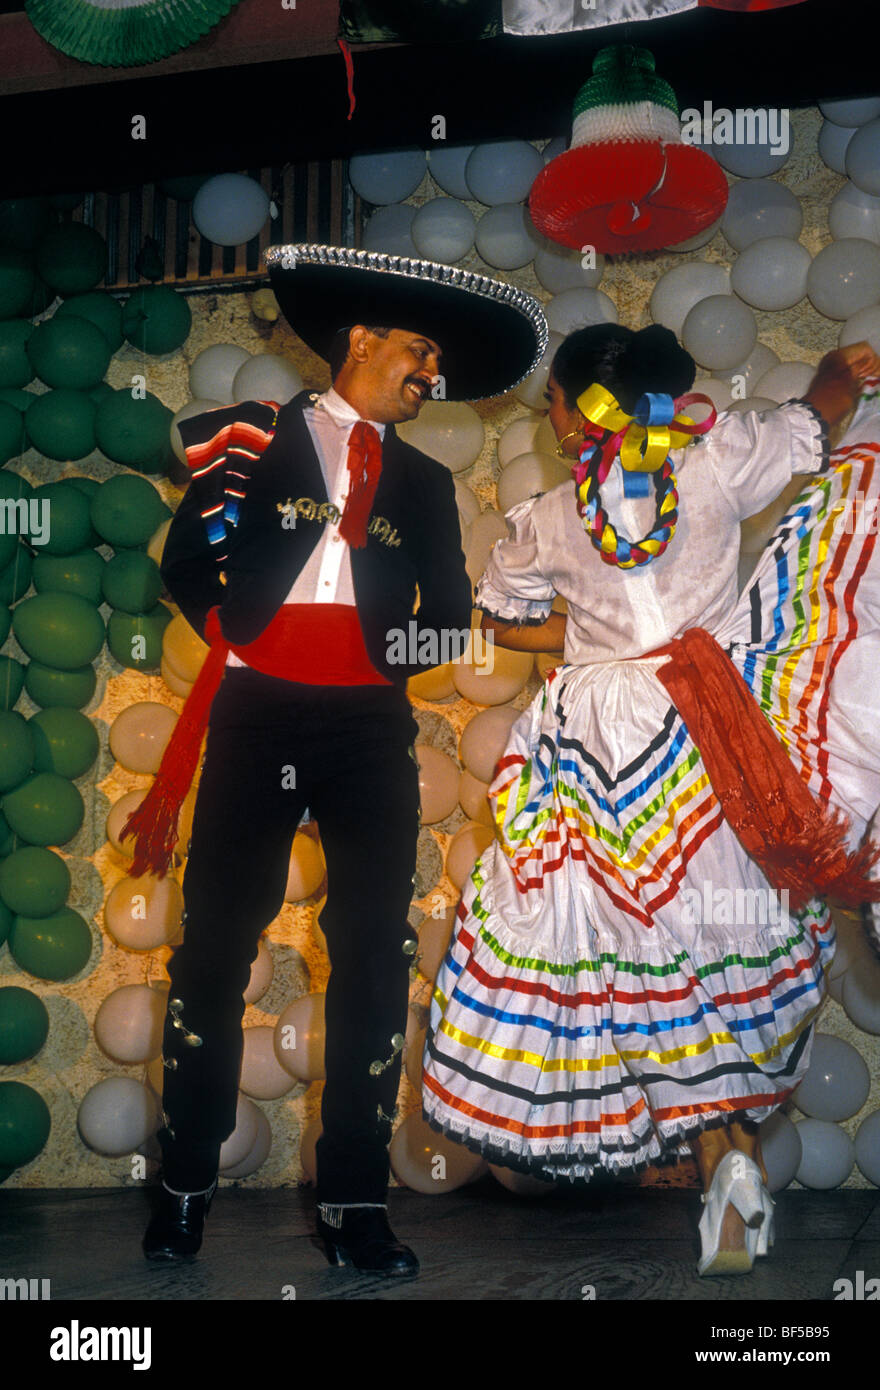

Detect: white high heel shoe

[697,1150,766,1276]
[756,1186,775,1257]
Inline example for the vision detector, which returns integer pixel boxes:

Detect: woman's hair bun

[618,325,696,404]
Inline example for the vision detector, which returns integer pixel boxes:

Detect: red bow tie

[340,419,383,549]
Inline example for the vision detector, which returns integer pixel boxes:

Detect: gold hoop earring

[556,429,584,458]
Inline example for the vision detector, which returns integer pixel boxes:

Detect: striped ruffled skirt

[422,392,880,1181]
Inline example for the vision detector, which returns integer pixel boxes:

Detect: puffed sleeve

[700,399,830,520]
[475,498,557,624]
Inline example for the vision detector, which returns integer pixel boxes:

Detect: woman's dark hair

[552,324,696,414]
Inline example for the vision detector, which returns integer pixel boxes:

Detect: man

[131,245,547,1276]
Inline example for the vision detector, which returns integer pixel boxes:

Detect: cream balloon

[417,905,457,983]
[396,400,485,473]
[458,768,494,828]
[489,1164,555,1195]
[514,331,564,409]
[416,745,461,824]
[218,1093,261,1172]
[240,1026,299,1100]
[807,238,880,320]
[459,705,520,782]
[274,992,327,1081]
[453,640,533,706]
[147,518,172,568]
[465,509,508,585]
[666,217,722,253]
[106,789,148,855]
[243,936,274,1005]
[311,894,328,954]
[77,1077,159,1157]
[854,1109,880,1186]
[232,355,303,406]
[410,197,476,264]
[792,1033,871,1120]
[389,1111,486,1193]
[720,178,803,251]
[649,262,730,337]
[94,983,168,1064]
[820,96,880,127]
[362,203,418,257]
[144,1054,164,1097]
[408,662,456,701]
[475,203,542,270]
[163,613,210,685]
[109,703,178,774]
[839,304,880,353]
[446,821,495,891]
[829,182,880,244]
[681,295,758,371]
[845,118,880,196]
[299,1116,323,1183]
[534,416,558,454]
[170,398,224,463]
[818,120,857,176]
[175,780,200,860]
[842,966,880,1034]
[221,1107,272,1179]
[464,139,544,206]
[284,833,325,903]
[726,398,778,416]
[754,362,815,403]
[189,345,252,403]
[160,658,193,699]
[794,1119,855,1189]
[405,1024,428,1089]
[545,287,618,336]
[496,453,571,513]
[427,143,475,199]
[730,237,811,311]
[454,480,480,527]
[714,342,780,393]
[534,241,604,293]
[498,416,542,467]
[104,873,183,951]
[758,1110,803,1193]
[693,377,734,411]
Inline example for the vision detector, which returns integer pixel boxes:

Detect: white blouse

[476,402,827,665]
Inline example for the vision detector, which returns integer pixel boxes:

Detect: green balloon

[95,390,173,469]
[0,656,25,709]
[158,174,210,201]
[36,223,107,296]
[88,381,114,407]
[29,708,98,779]
[107,602,170,671]
[0,604,9,644]
[0,711,34,792]
[0,1081,51,1168]
[0,320,34,389]
[0,248,37,320]
[13,592,104,669]
[25,388,97,462]
[0,469,33,501]
[33,547,104,604]
[25,660,96,711]
[32,482,93,556]
[9,908,92,981]
[0,531,15,573]
[27,277,55,320]
[55,292,124,355]
[26,315,111,391]
[0,387,37,414]
[0,846,70,916]
[102,551,162,613]
[65,476,100,500]
[90,474,169,547]
[2,772,84,846]
[0,547,33,605]
[0,199,52,251]
[0,987,49,1064]
[122,285,192,355]
[0,402,26,465]
[49,194,83,213]
[0,895,11,945]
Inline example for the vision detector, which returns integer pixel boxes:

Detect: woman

[422,324,880,1275]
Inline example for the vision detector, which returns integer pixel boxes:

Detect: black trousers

[158,666,420,1204]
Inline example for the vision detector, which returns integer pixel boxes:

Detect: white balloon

[534,242,604,293]
[820,96,880,127]
[649,262,730,336]
[454,479,481,527]
[465,509,508,584]
[489,1163,555,1195]
[192,174,270,246]
[498,416,541,466]
[545,287,618,336]
[348,149,426,205]
[94,983,167,1065]
[240,1026,298,1100]
[854,1109,880,1185]
[189,344,250,403]
[221,1108,272,1179]
[792,1033,871,1120]
[730,237,811,311]
[396,399,484,472]
[410,198,476,264]
[542,135,566,163]
[446,820,495,889]
[109,703,177,774]
[218,1094,261,1171]
[104,873,183,951]
[106,789,147,856]
[459,705,520,782]
[453,633,533,707]
[515,330,565,410]
[839,304,880,353]
[829,182,880,244]
[818,120,857,176]
[78,1077,158,1157]
[458,767,494,828]
[233,354,303,405]
[273,992,326,1081]
[794,1118,855,1189]
[713,341,779,392]
[284,833,325,903]
[666,217,722,253]
[754,361,815,403]
[416,745,461,824]
[712,112,791,178]
[497,452,571,513]
[427,144,475,199]
[726,397,778,416]
[847,119,880,196]
[362,203,418,256]
[758,1110,803,1193]
[475,204,541,270]
[170,398,223,464]
[681,294,757,371]
[721,178,803,251]
[693,377,733,411]
[842,965,880,1034]
[807,238,880,320]
[465,140,544,206]
[243,937,274,1005]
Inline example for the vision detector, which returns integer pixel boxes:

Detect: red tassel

[337,37,356,120]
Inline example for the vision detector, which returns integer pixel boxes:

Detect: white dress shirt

[227,388,387,667]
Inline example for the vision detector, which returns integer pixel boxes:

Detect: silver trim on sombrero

[265,243,549,391]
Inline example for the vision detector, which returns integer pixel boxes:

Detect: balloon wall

[2,106,880,1199]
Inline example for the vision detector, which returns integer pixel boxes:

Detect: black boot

[143,1180,217,1262]
[316,1206,419,1277]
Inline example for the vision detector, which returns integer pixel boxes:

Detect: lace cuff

[786,397,831,472]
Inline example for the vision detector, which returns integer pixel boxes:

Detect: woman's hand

[480,610,566,654]
[803,340,880,428]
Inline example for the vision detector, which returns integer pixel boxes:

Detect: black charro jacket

[160,390,474,685]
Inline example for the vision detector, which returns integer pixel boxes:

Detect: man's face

[353,328,443,423]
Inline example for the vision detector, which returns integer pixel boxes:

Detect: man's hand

[803,339,880,428]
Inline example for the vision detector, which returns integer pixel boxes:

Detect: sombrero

[529,45,729,255]
[266,243,548,401]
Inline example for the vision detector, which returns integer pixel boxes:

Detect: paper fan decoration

[25,0,243,68]
[529,45,729,256]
